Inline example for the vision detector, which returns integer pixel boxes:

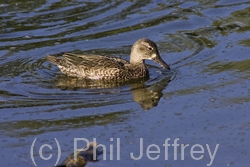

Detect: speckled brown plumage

[46,38,170,81]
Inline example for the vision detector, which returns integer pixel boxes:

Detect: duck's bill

[153,56,170,70]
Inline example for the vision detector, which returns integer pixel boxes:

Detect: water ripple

[1,1,250,166]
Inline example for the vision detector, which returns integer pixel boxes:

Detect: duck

[46,38,170,81]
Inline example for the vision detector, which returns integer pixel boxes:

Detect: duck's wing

[103,55,129,66]
[63,53,129,68]
[61,53,93,66]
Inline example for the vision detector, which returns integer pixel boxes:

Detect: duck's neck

[129,60,149,78]
[130,59,146,68]
[130,58,143,64]
[129,51,148,77]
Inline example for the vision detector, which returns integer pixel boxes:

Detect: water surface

[0,0,250,166]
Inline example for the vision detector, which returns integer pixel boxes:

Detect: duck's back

[46,53,133,80]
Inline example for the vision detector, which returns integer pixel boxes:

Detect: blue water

[0,0,250,166]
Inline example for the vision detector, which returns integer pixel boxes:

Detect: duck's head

[130,38,170,70]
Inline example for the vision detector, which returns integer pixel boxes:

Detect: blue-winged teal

[46,38,170,81]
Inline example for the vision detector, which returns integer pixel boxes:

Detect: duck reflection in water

[54,74,171,110]
[130,76,170,110]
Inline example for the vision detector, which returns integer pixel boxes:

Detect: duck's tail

[46,55,61,65]
[46,54,80,77]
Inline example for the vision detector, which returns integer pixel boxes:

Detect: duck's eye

[148,47,153,51]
